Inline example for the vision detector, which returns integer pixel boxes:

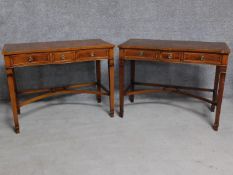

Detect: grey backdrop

[0,0,233,100]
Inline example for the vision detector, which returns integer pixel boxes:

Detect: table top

[2,39,114,55]
[118,39,230,54]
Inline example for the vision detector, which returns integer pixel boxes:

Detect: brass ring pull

[200,55,205,61]
[90,52,95,57]
[28,56,34,62]
[139,51,144,56]
[61,54,65,60]
[168,53,173,59]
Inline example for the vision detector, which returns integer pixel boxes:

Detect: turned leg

[119,58,125,118]
[211,66,220,112]
[108,58,115,117]
[129,60,135,103]
[96,60,101,103]
[6,68,20,133]
[213,66,226,131]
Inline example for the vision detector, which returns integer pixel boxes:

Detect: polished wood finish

[10,53,50,67]
[159,51,182,63]
[119,39,230,131]
[183,52,222,65]
[2,39,115,133]
[78,49,108,61]
[3,39,113,55]
[53,51,75,63]
[118,39,230,54]
[125,49,156,60]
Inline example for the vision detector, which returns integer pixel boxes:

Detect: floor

[0,94,233,175]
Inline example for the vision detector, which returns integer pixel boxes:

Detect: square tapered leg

[119,51,125,117]
[108,49,115,117]
[211,66,220,112]
[6,68,20,133]
[129,60,135,103]
[96,60,101,103]
[213,66,227,131]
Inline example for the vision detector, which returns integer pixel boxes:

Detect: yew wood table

[2,39,115,133]
[118,39,230,131]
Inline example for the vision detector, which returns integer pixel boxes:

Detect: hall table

[118,39,230,131]
[2,39,115,133]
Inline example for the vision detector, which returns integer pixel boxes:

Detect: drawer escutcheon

[28,56,34,62]
[168,53,173,59]
[139,51,144,56]
[60,54,65,60]
[90,52,95,57]
[200,55,205,61]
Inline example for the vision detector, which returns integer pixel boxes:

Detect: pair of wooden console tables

[2,39,230,133]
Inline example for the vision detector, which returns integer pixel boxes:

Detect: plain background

[0,0,233,100]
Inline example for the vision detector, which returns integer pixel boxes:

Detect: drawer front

[78,49,108,60]
[11,53,50,67]
[183,53,222,65]
[125,49,155,60]
[159,52,181,63]
[53,51,75,63]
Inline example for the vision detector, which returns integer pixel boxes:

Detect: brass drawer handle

[168,53,173,59]
[200,55,205,61]
[28,56,34,62]
[90,52,95,57]
[61,54,65,60]
[139,51,144,56]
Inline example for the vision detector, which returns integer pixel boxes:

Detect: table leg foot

[129,96,134,103]
[213,124,219,131]
[210,105,215,112]
[15,126,20,134]
[96,97,101,103]
[109,111,114,118]
[119,111,124,118]
[17,108,21,115]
